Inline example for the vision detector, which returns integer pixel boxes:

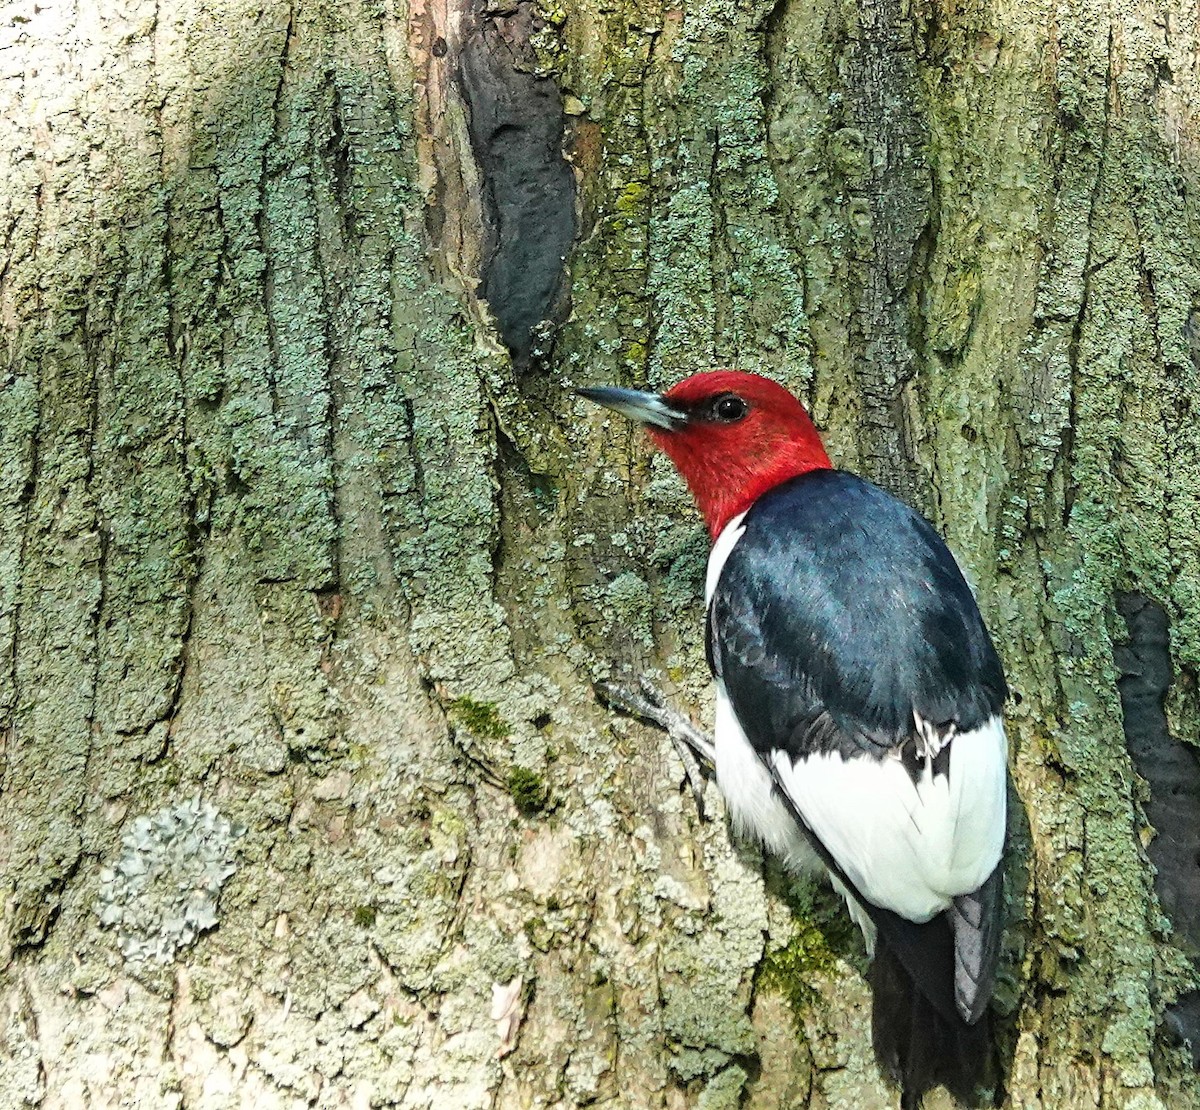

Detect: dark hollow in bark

[1115,591,1200,1057]
[459,0,576,366]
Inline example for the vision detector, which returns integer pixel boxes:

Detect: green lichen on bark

[2,0,1200,1103]
[760,876,861,1024]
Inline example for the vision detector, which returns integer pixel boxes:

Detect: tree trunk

[1,0,1198,1105]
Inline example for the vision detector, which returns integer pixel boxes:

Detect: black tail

[869,917,996,1108]
[753,767,1003,1104]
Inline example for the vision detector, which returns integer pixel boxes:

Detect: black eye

[711,393,748,422]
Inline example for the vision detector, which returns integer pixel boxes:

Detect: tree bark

[1,0,1198,1105]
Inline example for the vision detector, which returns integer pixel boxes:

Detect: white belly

[714,682,818,874]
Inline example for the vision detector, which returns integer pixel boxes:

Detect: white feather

[714,682,818,873]
[769,716,1008,921]
[705,512,747,604]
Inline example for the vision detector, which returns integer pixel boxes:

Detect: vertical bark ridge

[844,0,930,507]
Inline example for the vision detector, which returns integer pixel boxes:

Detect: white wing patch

[769,716,1008,922]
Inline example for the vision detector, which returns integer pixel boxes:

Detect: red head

[579,370,832,538]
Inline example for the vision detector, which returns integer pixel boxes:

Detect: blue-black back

[707,470,1007,761]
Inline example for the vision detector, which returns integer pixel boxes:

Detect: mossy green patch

[761,917,839,1022]
[506,766,550,815]
[615,181,648,218]
[762,875,860,1025]
[449,697,512,740]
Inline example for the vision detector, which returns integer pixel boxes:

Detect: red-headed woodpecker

[581,370,1008,1108]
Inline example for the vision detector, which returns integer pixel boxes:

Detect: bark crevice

[1114,591,1200,1056]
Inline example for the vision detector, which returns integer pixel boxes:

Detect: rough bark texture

[1,0,1199,1106]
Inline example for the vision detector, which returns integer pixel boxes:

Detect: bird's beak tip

[575,385,684,431]
[573,386,610,402]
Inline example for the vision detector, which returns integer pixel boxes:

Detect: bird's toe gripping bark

[595,677,715,816]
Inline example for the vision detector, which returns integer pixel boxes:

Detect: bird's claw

[596,677,715,817]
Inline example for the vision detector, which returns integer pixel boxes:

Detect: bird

[579,370,1008,1108]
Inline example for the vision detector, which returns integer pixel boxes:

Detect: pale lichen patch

[96,797,244,965]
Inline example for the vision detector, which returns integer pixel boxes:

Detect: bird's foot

[596,676,715,817]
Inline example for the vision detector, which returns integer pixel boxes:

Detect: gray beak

[576,386,685,431]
